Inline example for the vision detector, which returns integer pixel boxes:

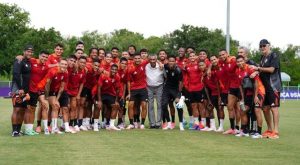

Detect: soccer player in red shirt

[39,59,69,134]
[67,56,87,132]
[24,51,50,135]
[46,43,64,68]
[209,55,226,132]
[97,64,121,131]
[126,53,149,129]
[236,55,265,138]
[219,49,241,135]
[111,47,120,64]
[185,52,206,130]
[98,48,106,62]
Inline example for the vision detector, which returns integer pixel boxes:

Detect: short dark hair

[79,56,87,61]
[68,54,77,60]
[133,52,141,57]
[40,50,49,55]
[92,57,100,63]
[236,55,245,60]
[120,57,128,62]
[168,55,176,60]
[140,48,148,53]
[55,43,64,48]
[111,47,119,51]
[209,55,218,60]
[111,64,118,69]
[186,46,195,51]
[219,48,227,53]
[76,41,84,46]
[158,49,167,54]
[75,48,84,53]
[128,45,136,51]
[199,49,208,55]
[89,47,98,55]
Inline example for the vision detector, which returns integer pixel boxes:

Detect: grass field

[0,98,300,164]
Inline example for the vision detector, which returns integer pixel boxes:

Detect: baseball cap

[259,39,270,45]
[24,45,34,51]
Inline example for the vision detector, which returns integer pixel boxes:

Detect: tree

[163,24,239,55]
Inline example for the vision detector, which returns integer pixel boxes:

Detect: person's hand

[16,55,23,61]
[126,94,130,100]
[76,94,80,100]
[249,72,258,78]
[54,100,60,108]
[18,89,25,96]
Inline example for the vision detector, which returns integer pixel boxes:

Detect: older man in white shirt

[146,54,164,128]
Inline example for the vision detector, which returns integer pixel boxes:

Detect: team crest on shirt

[54,76,58,80]
[140,67,143,70]
[25,64,28,67]
[112,79,115,83]
[105,80,108,83]
[133,71,137,75]
[34,64,37,67]
[61,76,64,80]
[172,72,174,76]
[194,66,197,69]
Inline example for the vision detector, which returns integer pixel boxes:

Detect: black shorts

[80,87,93,100]
[130,88,148,101]
[28,92,40,107]
[220,93,228,106]
[49,91,69,107]
[182,87,190,101]
[201,89,208,100]
[12,94,27,108]
[263,91,279,107]
[162,88,179,106]
[244,95,254,108]
[102,94,116,106]
[189,91,204,103]
[210,95,220,110]
[229,88,241,98]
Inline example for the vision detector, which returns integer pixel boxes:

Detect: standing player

[126,53,148,129]
[46,43,64,68]
[161,55,184,131]
[111,47,120,64]
[11,45,33,137]
[97,64,121,130]
[140,48,149,60]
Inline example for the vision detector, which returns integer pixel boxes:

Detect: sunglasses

[260,44,267,48]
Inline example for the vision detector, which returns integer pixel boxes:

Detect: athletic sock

[257,126,262,134]
[189,116,194,124]
[171,115,175,123]
[86,118,90,126]
[106,118,110,125]
[201,118,206,126]
[229,118,235,130]
[64,122,70,130]
[94,119,99,128]
[74,119,78,126]
[47,121,51,127]
[110,119,115,127]
[206,117,210,127]
[129,119,134,125]
[43,120,48,129]
[37,120,41,127]
[78,119,83,127]
[12,124,18,132]
[134,115,138,122]
[235,125,240,130]
[91,118,94,124]
[29,124,33,131]
[17,124,22,132]
[69,120,73,126]
[210,119,216,129]
[117,118,122,125]
[193,117,199,125]
[141,118,145,125]
[220,119,224,128]
[177,108,183,122]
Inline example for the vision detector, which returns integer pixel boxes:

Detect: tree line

[1,3,299,85]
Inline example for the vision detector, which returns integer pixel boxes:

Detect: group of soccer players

[11,39,281,139]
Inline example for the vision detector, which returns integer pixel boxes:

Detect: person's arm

[126,81,131,100]
[45,79,52,99]
[56,82,65,101]
[77,83,84,100]
[12,60,23,94]
[97,83,103,110]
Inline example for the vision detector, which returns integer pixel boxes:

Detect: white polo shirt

[145,62,164,87]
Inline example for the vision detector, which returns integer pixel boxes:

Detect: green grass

[0,99,300,164]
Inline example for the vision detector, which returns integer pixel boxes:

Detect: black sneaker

[150,126,156,129]
[155,125,161,129]
[12,131,20,137]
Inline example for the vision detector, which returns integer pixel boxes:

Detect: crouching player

[236,55,265,138]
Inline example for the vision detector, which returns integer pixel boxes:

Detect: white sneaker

[117,124,125,130]
[126,124,135,130]
[163,123,171,130]
[74,125,80,132]
[51,128,63,134]
[93,126,99,132]
[79,125,88,131]
[44,128,50,135]
[65,128,76,134]
[179,124,185,131]
[235,131,249,137]
[86,124,92,130]
[108,125,121,131]
[234,129,240,135]
[216,127,224,132]
[207,127,217,132]
[251,133,262,139]
[134,122,139,129]
[201,127,210,131]
[140,124,145,129]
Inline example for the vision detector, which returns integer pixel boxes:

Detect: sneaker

[162,123,167,129]
[223,129,235,135]
[79,125,88,131]
[86,124,92,130]
[199,123,205,130]
[93,126,99,132]
[201,127,210,131]
[188,123,194,130]
[207,127,217,132]
[269,132,279,139]
[192,124,200,130]
[216,127,224,132]
[234,129,240,134]
[140,124,145,129]
[25,129,35,136]
[44,128,50,135]
[12,131,20,137]
[31,130,39,135]
[262,130,272,138]
[35,126,41,133]
[59,126,65,132]
[118,123,125,130]
[163,123,171,130]
[251,132,262,139]
[74,125,80,132]
[126,124,135,130]
[108,125,121,131]
[51,128,63,134]
[149,125,156,129]
[249,130,256,136]
[65,128,76,134]
[134,122,139,129]
[179,124,185,131]
[235,131,249,137]
[170,122,175,129]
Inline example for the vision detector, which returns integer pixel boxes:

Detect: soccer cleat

[262,130,272,138]
[162,123,167,129]
[199,123,205,130]
[73,125,80,132]
[269,132,279,139]
[234,129,240,135]
[108,125,121,131]
[79,125,88,131]
[93,126,99,132]
[235,132,249,137]
[201,127,210,131]
[65,128,76,134]
[25,130,36,136]
[12,131,20,137]
[44,128,50,135]
[134,122,139,129]
[140,124,145,130]
[51,128,64,134]
[207,127,217,132]
[188,123,194,130]
[179,124,185,131]
[126,124,135,130]
[251,133,262,139]
[35,126,41,133]
[163,123,172,130]
[86,124,92,130]
[31,130,39,135]
[223,129,236,135]
[118,124,125,130]
[216,127,224,132]
[170,122,175,129]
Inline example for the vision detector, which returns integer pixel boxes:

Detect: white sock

[64,122,70,130]
[210,119,216,128]
[94,119,99,128]
[42,120,48,129]
[59,118,63,127]
[220,119,224,128]
[25,124,30,131]
[193,117,199,124]
[167,122,171,127]
[86,118,90,126]
[189,116,194,123]
[103,118,107,124]
[29,124,34,131]
[51,119,56,130]
[179,122,183,128]
[110,119,115,127]
[201,118,206,126]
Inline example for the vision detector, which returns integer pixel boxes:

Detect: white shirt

[145,62,164,87]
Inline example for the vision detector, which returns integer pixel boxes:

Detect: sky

[1,0,300,49]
